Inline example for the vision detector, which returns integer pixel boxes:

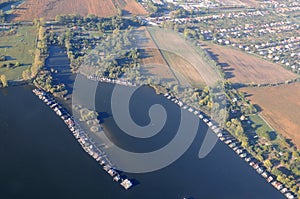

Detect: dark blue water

[0,46,285,199]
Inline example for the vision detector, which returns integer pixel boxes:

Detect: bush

[15,62,20,67]
[0,55,5,61]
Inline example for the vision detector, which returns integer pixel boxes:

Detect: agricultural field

[162,51,205,88]
[116,0,147,15]
[241,83,300,148]
[10,0,146,21]
[0,26,36,81]
[216,0,259,7]
[202,42,299,85]
[147,27,220,87]
[133,27,179,86]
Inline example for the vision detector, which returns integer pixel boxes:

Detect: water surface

[0,46,285,199]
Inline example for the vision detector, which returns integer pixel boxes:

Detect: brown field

[10,0,146,21]
[133,27,178,85]
[217,0,259,7]
[133,27,207,87]
[162,51,204,87]
[202,42,298,85]
[117,0,147,15]
[242,83,300,148]
[148,27,220,87]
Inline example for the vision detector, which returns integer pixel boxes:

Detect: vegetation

[29,19,47,78]
[33,70,67,98]
[0,74,7,87]
[73,104,102,133]
[0,6,298,196]
[0,25,37,81]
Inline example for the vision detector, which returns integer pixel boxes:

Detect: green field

[0,25,36,81]
[249,114,274,136]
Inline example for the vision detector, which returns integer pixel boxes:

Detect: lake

[0,46,285,199]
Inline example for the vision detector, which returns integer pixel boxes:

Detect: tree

[117,8,122,16]
[0,74,7,87]
[22,69,31,80]
[264,159,273,168]
[241,135,249,147]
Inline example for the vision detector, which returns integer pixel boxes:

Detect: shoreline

[6,70,296,198]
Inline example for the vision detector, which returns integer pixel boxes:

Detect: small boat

[120,179,133,190]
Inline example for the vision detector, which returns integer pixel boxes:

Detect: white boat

[281,188,288,194]
[229,143,236,148]
[120,179,133,190]
[188,107,194,112]
[217,133,223,138]
[113,174,121,182]
[267,176,273,183]
[285,192,295,199]
[240,153,246,158]
[245,157,251,162]
[257,167,263,174]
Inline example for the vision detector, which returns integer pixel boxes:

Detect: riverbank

[161,92,296,199]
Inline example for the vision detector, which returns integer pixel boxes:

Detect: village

[140,0,300,73]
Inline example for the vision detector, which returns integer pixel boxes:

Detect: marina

[32,88,133,190]
[0,45,285,198]
[0,85,288,199]
[34,77,296,197]
[34,71,296,198]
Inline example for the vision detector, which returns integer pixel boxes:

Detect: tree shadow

[253,124,262,130]
[244,92,253,98]
[98,111,111,124]
[286,138,296,148]
[121,10,132,17]
[278,166,292,176]
[4,56,16,61]
[253,104,263,112]
[269,131,277,141]
[16,7,28,10]
[231,82,247,89]
[203,46,235,80]
[138,49,153,59]
[7,13,21,22]
[0,46,12,49]
[270,158,280,167]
